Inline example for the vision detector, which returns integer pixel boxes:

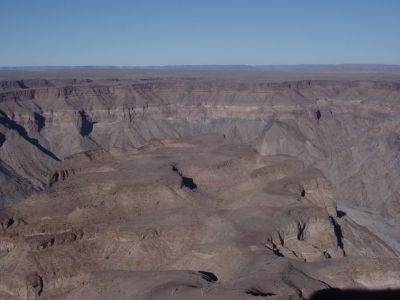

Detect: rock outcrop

[1,77,400,221]
[0,71,400,299]
[0,135,399,299]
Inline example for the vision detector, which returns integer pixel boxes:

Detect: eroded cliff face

[1,76,400,299]
[1,78,400,221]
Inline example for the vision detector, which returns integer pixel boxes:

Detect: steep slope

[1,78,400,222]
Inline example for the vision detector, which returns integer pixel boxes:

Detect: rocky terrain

[0,68,400,299]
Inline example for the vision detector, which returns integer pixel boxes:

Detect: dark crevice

[0,132,5,146]
[2,217,15,229]
[181,176,197,190]
[36,275,43,296]
[49,172,59,186]
[171,165,181,175]
[34,112,46,132]
[337,210,346,218]
[79,110,95,137]
[6,217,14,228]
[273,247,284,257]
[323,250,332,259]
[278,231,284,246]
[329,216,345,255]
[27,273,43,297]
[49,169,78,186]
[171,164,198,191]
[310,288,400,300]
[267,239,284,257]
[0,110,60,161]
[186,284,201,288]
[246,288,276,297]
[198,271,218,282]
[316,110,321,120]
[300,188,306,197]
[297,222,306,241]
[16,80,28,89]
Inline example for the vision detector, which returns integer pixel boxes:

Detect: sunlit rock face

[0,72,400,299]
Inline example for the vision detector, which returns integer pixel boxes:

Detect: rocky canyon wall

[1,78,400,224]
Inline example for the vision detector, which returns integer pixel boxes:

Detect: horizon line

[1,63,400,70]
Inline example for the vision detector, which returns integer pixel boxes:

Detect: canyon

[0,68,400,299]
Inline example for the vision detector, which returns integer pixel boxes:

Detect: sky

[0,0,400,66]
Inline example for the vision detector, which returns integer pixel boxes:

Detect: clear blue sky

[1,0,399,66]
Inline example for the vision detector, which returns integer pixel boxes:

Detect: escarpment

[1,78,400,219]
[1,74,400,299]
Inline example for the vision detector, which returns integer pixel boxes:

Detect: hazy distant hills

[1,64,400,71]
